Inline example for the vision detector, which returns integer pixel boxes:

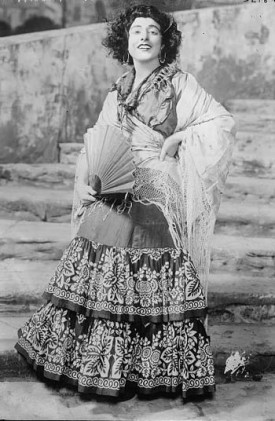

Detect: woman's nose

[140,29,149,40]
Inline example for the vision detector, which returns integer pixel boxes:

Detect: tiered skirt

[15,201,215,398]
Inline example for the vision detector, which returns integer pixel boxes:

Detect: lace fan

[84,125,135,196]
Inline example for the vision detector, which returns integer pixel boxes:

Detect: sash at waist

[77,201,175,248]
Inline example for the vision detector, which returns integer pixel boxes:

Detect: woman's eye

[130,28,159,36]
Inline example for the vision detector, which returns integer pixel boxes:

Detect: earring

[159,50,166,65]
[123,51,130,65]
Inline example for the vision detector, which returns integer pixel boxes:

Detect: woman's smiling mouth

[138,44,151,50]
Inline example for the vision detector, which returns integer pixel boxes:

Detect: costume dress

[15,63,235,398]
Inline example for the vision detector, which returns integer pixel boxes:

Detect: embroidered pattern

[16,304,215,396]
[43,237,206,321]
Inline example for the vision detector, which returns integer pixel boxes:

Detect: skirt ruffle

[15,236,215,398]
[43,237,207,323]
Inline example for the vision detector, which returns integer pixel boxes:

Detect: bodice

[112,64,179,140]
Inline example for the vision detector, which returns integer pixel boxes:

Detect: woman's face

[128,17,162,65]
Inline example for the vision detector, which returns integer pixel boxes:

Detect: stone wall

[178,3,275,102]
[0,26,122,163]
[0,2,274,163]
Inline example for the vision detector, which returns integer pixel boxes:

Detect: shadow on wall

[0,21,12,37]
[13,16,61,34]
[0,16,61,37]
[95,0,108,23]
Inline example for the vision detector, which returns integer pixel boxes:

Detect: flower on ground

[224,351,250,375]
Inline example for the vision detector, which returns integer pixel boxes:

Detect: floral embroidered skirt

[15,201,215,398]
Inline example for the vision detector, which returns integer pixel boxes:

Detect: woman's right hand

[76,183,97,205]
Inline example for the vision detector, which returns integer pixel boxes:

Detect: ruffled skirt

[15,201,215,398]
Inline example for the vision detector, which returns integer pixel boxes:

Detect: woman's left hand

[160,133,182,161]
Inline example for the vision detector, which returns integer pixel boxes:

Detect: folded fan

[84,124,135,196]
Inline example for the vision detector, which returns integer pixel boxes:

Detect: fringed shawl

[72,63,236,299]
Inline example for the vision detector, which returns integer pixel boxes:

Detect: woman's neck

[132,60,160,87]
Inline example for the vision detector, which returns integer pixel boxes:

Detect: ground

[0,373,275,420]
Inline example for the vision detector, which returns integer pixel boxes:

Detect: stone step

[0,185,73,223]
[225,99,275,134]
[230,131,275,179]
[59,130,275,173]
[208,322,275,374]
[0,188,274,240]
[1,220,275,276]
[1,259,274,324]
[225,99,275,115]
[235,113,275,134]
[1,197,274,239]
[208,272,275,324]
[1,148,275,194]
[0,173,274,226]
[0,259,57,312]
[0,219,71,260]
[223,175,275,204]
[2,156,271,193]
[59,142,83,165]
[211,234,275,277]
[209,272,275,307]
[215,200,275,237]
[0,162,75,187]
[1,315,275,382]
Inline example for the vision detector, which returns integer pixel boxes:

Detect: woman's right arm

[75,152,97,204]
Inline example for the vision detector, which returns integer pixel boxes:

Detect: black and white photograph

[0,0,274,419]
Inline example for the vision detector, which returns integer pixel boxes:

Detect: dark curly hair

[102,4,182,66]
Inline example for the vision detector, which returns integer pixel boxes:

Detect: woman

[15,5,235,400]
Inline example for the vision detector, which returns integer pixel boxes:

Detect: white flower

[224,351,249,374]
